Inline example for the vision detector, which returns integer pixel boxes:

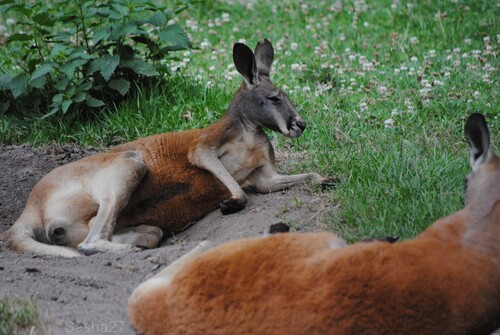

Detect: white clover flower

[200,39,211,49]
[0,25,6,34]
[359,102,368,112]
[473,91,480,98]
[429,49,437,58]
[391,109,399,117]
[410,36,419,45]
[221,13,230,23]
[6,18,15,26]
[384,118,395,128]
[464,38,472,45]
[483,36,490,44]
[339,34,346,41]
[378,85,387,94]
[363,22,370,27]
[291,63,301,71]
[209,66,216,72]
[302,86,311,92]
[410,56,418,62]
[232,27,240,33]
[290,42,298,50]
[433,80,443,86]
[363,62,374,71]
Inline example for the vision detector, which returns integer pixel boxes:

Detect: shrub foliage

[0,0,193,117]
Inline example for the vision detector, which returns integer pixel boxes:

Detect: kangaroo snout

[296,119,306,131]
[287,118,306,138]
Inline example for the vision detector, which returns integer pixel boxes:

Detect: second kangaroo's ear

[465,113,491,171]
[254,39,274,77]
[233,43,257,85]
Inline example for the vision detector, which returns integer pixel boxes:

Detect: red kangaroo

[128,113,500,335]
[0,40,327,257]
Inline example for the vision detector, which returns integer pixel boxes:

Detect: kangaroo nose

[296,119,306,131]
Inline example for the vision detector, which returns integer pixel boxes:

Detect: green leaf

[87,55,120,81]
[70,48,93,60]
[8,75,28,98]
[31,63,54,81]
[120,59,158,77]
[61,99,72,113]
[61,59,88,78]
[54,77,71,90]
[52,93,64,105]
[0,100,10,114]
[7,33,33,43]
[86,95,105,107]
[108,78,130,95]
[42,107,60,119]
[32,13,54,26]
[72,92,86,103]
[50,44,70,58]
[158,24,192,49]
[92,28,110,45]
[0,75,11,90]
[28,75,47,89]
[149,11,166,26]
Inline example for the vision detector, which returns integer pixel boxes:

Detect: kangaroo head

[464,113,500,214]
[230,39,306,138]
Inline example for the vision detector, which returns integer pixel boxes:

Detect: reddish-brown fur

[112,129,230,232]
[128,114,500,335]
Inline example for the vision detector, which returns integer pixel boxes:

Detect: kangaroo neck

[223,108,262,136]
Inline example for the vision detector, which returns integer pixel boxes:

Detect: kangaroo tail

[0,214,81,258]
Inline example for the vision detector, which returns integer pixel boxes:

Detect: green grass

[0,298,45,335]
[0,0,499,241]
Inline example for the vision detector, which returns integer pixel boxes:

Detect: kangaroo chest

[217,133,270,182]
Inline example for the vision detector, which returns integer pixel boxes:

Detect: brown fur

[128,114,500,335]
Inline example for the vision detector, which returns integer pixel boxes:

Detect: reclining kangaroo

[0,40,327,258]
[129,113,500,335]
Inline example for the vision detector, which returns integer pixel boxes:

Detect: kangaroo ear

[465,113,491,171]
[233,43,257,85]
[254,39,274,77]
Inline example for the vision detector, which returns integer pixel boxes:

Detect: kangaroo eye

[268,95,281,102]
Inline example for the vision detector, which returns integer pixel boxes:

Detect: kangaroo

[0,39,328,258]
[128,113,500,335]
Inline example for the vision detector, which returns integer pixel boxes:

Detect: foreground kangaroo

[129,113,500,335]
[0,40,327,258]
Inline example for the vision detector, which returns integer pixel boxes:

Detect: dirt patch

[0,144,335,334]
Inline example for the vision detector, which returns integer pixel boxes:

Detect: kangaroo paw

[220,197,247,215]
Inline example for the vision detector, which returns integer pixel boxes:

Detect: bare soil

[0,144,334,334]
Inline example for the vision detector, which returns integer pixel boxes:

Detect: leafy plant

[0,297,45,335]
[0,0,193,117]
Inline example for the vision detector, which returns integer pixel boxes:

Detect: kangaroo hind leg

[77,150,147,255]
[112,225,163,249]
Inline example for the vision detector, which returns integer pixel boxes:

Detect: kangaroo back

[128,113,500,335]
